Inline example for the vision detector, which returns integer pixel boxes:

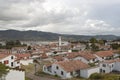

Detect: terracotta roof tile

[0,54,10,59]
[55,60,90,72]
[95,51,114,57]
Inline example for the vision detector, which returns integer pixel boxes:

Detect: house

[94,51,114,61]
[99,59,120,73]
[0,54,20,68]
[12,47,27,54]
[52,55,64,62]
[43,60,99,79]
[15,53,33,65]
[66,52,97,64]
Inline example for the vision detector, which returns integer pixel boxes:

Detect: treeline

[0,40,27,49]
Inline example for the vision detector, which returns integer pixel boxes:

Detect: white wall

[99,62,115,73]
[20,59,33,65]
[0,55,19,68]
[80,67,100,78]
[114,62,120,71]
[6,70,25,80]
[52,64,72,79]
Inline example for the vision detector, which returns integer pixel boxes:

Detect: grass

[25,77,33,80]
[21,64,34,73]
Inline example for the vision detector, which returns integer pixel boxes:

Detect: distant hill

[0,30,119,41]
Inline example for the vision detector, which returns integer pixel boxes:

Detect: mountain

[0,30,119,41]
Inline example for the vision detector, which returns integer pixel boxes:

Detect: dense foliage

[0,63,9,79]
[0,40,27,49]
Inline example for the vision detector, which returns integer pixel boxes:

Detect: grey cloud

[0,0,120,35]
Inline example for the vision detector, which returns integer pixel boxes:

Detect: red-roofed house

[99,59,120,73]
[15,53,33,65]
[94,51,114,61]
[43,60,99,79]
[0,54,20,68]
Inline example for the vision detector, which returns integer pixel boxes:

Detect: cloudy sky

[0,0,120,35]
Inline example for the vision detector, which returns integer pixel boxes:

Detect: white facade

[99,60,120,73]
[5,70,25,80]
[0,55,20,68]
[80,67,100,78]
[20,59,33,65]
[114,62,120,71]
[43,63,100,79]
[99,62,114,73]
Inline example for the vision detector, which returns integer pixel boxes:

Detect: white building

[0,54,20,68]
[94,51,114,61]
[43,60,99,79]
[15,53,33,65]
[66,52,98,64]
[99,59,120,73]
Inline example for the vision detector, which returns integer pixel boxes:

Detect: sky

[0,0,120,35]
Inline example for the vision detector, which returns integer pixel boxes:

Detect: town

[0,36,120,80]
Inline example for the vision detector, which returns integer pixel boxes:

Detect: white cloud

[0,0,120,35]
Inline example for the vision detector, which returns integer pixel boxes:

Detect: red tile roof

[102,59,120,64]
[53,55,64,61]
[66,52,96,60]
[95,51,114,57]
[15,53,31,59]
[0,54,10,59]
[55,60,90,72]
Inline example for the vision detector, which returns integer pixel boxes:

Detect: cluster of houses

[0,37,120,80]
[0,47,33,80]
[43,50,120,79]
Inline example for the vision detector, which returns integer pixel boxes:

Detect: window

[17,62,19,64]
[103,70,105,73]
[54,71,56,74]
[61,71,64,75]
[4,60,9,64]
[112,64,113,67]
[56,66,59,70]
[70,72,73,75]
[102,64,106,67]
[100,69,102,73]
[11,62,13,66]
[11,56,14,59]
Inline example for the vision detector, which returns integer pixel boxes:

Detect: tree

[27,46,32,50]
[90,38,98,43]
[15,40,21,46]
[111,43,120,50]
[0,63,9,80]
[91,43,99,51]
[98,39,104,45]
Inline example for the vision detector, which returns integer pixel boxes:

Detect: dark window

[103,70,105,73]
[11,56,14,59]
[70,72,73,75]
[100,69,102,73]
[11,62,13,66]
[54,71,56,74]
[17,62,19,64]
[56,66,59,70]
[102,64,106,67]
[61,71,64,75]
[112,64,113,67]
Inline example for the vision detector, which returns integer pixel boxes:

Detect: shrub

[89,73,103,80]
